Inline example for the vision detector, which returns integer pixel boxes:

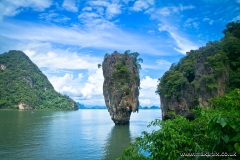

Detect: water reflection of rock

[102,125,131,160]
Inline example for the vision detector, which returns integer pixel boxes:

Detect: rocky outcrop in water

[102,51,140,124]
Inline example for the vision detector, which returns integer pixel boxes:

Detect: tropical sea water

[0,109,161,160]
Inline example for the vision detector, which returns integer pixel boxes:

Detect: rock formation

[102,51,140,124]
[157,43,229,120]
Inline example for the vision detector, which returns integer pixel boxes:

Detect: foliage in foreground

[118,89,240,160]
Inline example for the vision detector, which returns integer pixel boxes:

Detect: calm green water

[0,109,161,160]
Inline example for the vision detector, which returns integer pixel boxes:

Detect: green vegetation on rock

[119,21,240,159]
[0,50,78,110]
[119,89,240,159]
[108,50,142,94]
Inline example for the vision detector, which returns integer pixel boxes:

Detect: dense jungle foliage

[0,50,78,110]
[104,50,142,93]
[119,21,240,159]
[156,21,240,98]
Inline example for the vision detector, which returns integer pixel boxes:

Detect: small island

[101,50,142,125]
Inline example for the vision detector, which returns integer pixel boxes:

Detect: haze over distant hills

[76,102,160,109]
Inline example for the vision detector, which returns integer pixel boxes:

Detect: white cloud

[18,41,105,106]
[158,23,168,31]
[179,5,195,11]
[147,30,154,34]
[193,22,199,28]
[0,21,164,55]
[169,31,199,54]
[0,0,51,20]
[209,20,214,25]
[82,7,92,11]
[202,0,229,3]
[24,49,101,70]
[157,7,176,16]
[78,12,100,19]
[86,1,122,19]
[203,18,214,25]
[233,15,240,21]
[158,23,199,54]
[47,68,105,106]
[106,3,122,19]
[81,69,104,99]
[203,17,210,21]
[156,5,195,16]
[156,59,171,69]
[48,73,83,97]
[132,0,149,11]
[62,0,78,12]
[139,76,159,107]
[39,12,71,23]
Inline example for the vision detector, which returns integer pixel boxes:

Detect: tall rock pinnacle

[102,51,141,125]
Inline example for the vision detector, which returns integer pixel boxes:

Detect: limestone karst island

[101,51,142,125]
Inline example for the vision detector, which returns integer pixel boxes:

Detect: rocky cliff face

[102,51,140,124]
[157,42,229,120]
[157,21,240,120]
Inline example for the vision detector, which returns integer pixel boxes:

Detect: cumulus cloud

[48,73,83,97]
[62,0,78,12]
[0,0,51,20]
[81,69,104,99]
[132,0,149,11]
[139,76,159,107]
[131,0,154,12]
[105,3,122,19]
[47,68,104,106]
[78,1,122,28]
[24,49,101,71]
[84,1,122,19]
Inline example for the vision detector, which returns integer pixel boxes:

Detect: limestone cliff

[157,21,240,120]
[102,51,140,124]
[158,46,228,120]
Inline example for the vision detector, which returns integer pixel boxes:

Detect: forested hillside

[119,21,240,159]
[0,50,78,110]
[156,21,240,120]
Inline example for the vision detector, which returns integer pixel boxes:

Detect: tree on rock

[101,50,142,125]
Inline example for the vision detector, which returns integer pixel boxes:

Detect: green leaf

[219,118,227,127]
[229,121,236,130]
[222,135,229,143]
[234,143,240,153]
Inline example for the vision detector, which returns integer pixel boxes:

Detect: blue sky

[0,0,239,107]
